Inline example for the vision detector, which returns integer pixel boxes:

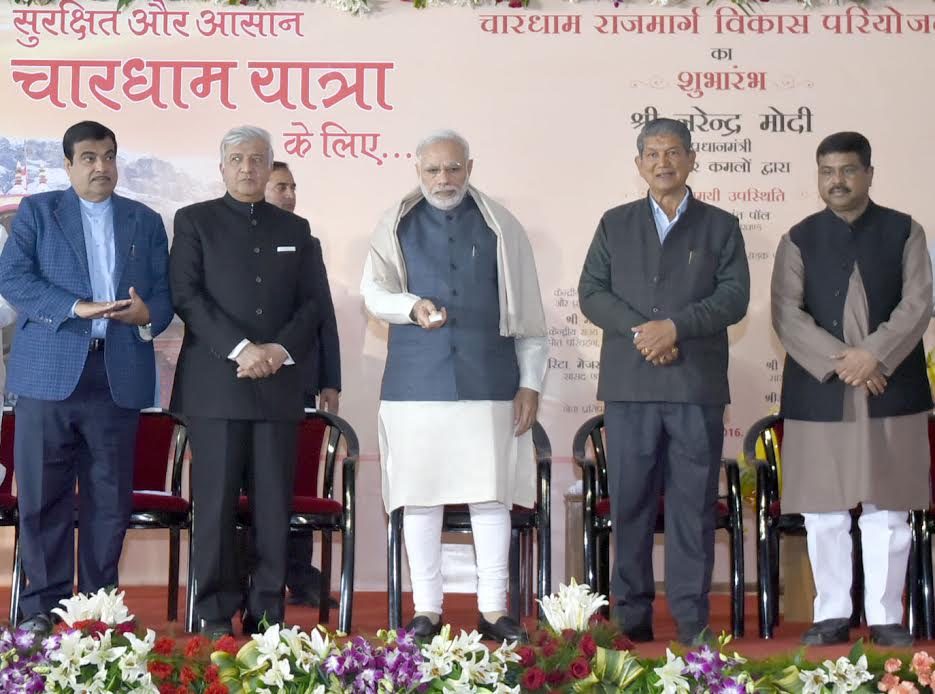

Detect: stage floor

[2,588,930,657]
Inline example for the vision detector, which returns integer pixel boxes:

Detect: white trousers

[803,503,911,625]
[404,502,511,614]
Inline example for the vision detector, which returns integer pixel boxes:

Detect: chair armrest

[341,453,358,517]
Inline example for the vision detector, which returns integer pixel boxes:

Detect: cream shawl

[366,185,547,338]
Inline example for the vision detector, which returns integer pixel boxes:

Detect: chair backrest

[742,413,783,503]
[293,410,329,497]
[0,408,14,495]
[133,409,185,495]
[572,415,608,499]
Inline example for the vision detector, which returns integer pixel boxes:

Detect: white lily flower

[537,579,609,632]
[654,649,691,694]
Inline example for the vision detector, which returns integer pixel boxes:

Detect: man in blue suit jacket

[0,121,172,634]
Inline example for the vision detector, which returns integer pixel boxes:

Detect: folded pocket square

[277,246,296,252]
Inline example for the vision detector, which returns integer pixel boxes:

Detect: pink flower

[917,670,931,687]
[879,674,900,692]
[886,659,903,674]
[894,682,919,694]
[911,652,934,674]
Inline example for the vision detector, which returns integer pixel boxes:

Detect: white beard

[420,179,470,211]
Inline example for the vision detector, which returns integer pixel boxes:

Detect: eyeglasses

[421,163,465,178]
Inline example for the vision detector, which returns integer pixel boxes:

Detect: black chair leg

[908,512,921,636]
[729,521,745,638]
[387,508,403,630]
[319,529,333,626]
[597,532,611,618]
[508,528,521,622]
[185,525,197,633]
[9,527,22,627]
[339,521,355,634]
[850,520,864,628]
[769,530,780,629]
[168,526,180,622]
[921,515,935,640]
[756,519,773,639]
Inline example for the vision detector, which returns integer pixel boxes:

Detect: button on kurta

[256,308,263,315]
[256,276,262,284]
[253,247,260,254]
[251,219,258,227]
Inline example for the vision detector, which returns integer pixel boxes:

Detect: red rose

[589,613,609,626]
[570,657,591,679]
[612,635,633,651]
[580,633,597,658]
[158,685,177,694]
[180,666,197,685]
[542,641,558,657]
[521,667,547,690]
[516,645,537,667]
[147,661,175,680]
[184,635,208,657]
[214,635,239,655]
[154,637,175,655]
[561,628,577,641]
[115,621,135,634]
[205,664,220,683]
[205,684,229,694]
[546,669,565,686]
[533,629,550,646]
[507,0,523,7]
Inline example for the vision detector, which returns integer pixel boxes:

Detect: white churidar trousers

[403,501,511,614]
[803,503,911,625]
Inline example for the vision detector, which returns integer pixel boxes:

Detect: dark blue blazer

[0,187,172,409]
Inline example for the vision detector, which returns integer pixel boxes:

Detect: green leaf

[848,640,865,662]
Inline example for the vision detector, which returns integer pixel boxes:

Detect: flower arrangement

[3,585,935,693]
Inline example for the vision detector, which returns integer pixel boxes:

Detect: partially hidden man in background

[361,130,548,642]
[579,117,750,646]
[264,160,341,610]
[771,132,933,647]
[0,120,172,635]
[170,126,332,638]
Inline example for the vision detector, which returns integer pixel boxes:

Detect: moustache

[830,186,851,194]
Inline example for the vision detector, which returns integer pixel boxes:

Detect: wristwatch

[138,322,153,341]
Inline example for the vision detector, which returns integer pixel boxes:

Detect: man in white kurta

[361,130,548,642]
[771,131,933,647]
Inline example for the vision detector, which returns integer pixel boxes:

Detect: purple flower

[13,630,36,650]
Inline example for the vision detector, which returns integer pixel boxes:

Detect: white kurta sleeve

[860,222,934,375]
[771,233,849,382]
[360,253,420,325]
[515,336,548,392]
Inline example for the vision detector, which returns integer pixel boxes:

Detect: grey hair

[636,118,692,157]
[415,129,470,162]
[219,125,274,165]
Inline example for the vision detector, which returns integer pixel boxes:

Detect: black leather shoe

[802,618,850,646]
[870,624,914,648]
[18,613,54,637]
[478,614,528,643]
[624,623,655,643]
[287,587,339,609]
[404,615,443,638]
[199,619,234,640]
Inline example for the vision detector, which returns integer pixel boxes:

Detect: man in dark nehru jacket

[170,125,332,638]
[772,132,932,647]
[579,117,750,646]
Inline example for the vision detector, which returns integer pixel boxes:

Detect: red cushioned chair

[6,407,189,625]
[128,408,190,622]
[386,421,552,629]
[746,413,874,639]
[199,409,359,634]
[0,407,24,626]
[573,414,745,638]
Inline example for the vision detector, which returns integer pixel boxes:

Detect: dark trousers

[603,401,724,640]
[14,350,139,616]
[188,417,297,625]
